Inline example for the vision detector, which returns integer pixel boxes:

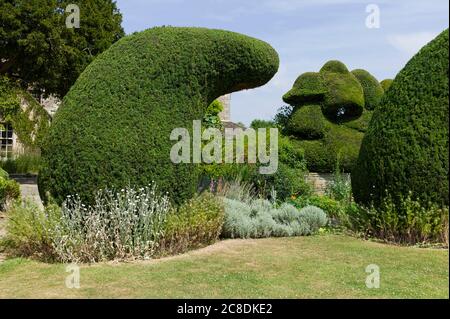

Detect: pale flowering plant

[52,183,172,263]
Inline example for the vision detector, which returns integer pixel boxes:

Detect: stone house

[0,91,56,159]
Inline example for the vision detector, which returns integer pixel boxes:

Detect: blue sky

[115,0,449,125]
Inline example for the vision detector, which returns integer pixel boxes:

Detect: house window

[0,123,14,159]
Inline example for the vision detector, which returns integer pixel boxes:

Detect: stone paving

[11,175,44,209]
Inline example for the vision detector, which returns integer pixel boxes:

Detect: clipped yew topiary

[320,60,349,74]
[286,104,329,139]
[281,60,377,172]
[351,69,384,110]
[380,79,393,92]
[352,29,449,208]
[283,61,364,124]
[38,27,279,205]
[282,72,327,105]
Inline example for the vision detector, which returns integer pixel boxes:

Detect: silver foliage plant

[222,199,327,239]
[52,184,171,263]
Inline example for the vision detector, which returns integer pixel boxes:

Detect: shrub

[250,163,311,201]
[319,60,349,74]
[3,184,172,263]
[286,104,329,139]
[38,27,279,205]
[0,176,21,210]
[200,134,310,201]
[325,159,352,202]
[217,177,256,204]
[0,152,41,174]
[320,68,365,123]
[2,201,61,261]
[352,29,449,208]
[250,119,276,129]
[283,61,364,123]
[298,206,329,232]
[203,99,224,129]
[290,123,364,173]
[341,193,449,245]
[281,61,382,173]
[342,109,373,133]
[0,167,8,179]
[222,198,327,238]
[351,69,384,110]
[380,79,393,92]
[159,193,224,256]
[282,72,327,105]
[290,195,344,219]
[2,186,227,262]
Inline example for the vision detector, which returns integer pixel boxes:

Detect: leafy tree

[203,99,224,129]
[0,0,124,98]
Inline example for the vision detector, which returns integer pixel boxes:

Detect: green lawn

[0,234,448,299]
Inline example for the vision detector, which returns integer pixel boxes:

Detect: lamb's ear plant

[52,184,171,263]
[3,184,174,263]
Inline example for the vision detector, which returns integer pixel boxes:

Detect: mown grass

[0,235,448,299]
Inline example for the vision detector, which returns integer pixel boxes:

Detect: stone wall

[306,172,351,195]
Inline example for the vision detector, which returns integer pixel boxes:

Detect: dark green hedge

[282,72,327,105]
[38,27,279,205]
[342,109,373,133]
[286,104,329,139]
[291,123,364,173]
[281,60,376,172]
[380,79,393,92]
[352,29,449,208]
[351,69,384,110]
[320,60,349,74]
[320,70,364,123]
[283,61,364,123]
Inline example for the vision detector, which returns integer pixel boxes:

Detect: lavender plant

[53,184,171,263]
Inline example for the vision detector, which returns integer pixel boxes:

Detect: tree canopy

[0,0,124,98]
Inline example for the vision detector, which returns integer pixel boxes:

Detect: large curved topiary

[282,60,380,172]
[38,27,279,205]
[352,29,449,208]
[351,69,384,110]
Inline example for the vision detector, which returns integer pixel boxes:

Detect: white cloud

[387,32,438,55]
